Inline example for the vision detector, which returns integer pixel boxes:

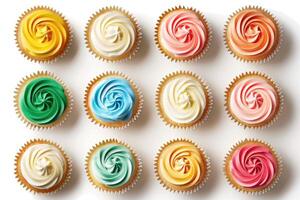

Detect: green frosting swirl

[20,77,68,125]
[91,144,135,188]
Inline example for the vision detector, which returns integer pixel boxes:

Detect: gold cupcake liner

[84,6,142,62]
[155,71,213,129]
[154,6,212,62]
[154,138,211,193]
[15,6,73,64]
[223,138,282,195]
[84,71,143,129]
[224,5,282,63]
[14,138,72,194]
[224,71,283,129]
[85,138,142,193]
[14,71,73,130]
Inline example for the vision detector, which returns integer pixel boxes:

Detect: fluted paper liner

[85,138,142,193]
[224,71,283,129]
[224,6,282,63]
[155,71,213,129]
[85,6,142,62]
[14,139,72,194]
[154,138,211,193]
[14,71,73,130]
[84,71,143,129]
[154,6,212,62]
[223,138,282,195]
[15,6,73,64]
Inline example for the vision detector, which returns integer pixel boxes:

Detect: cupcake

[154,138,210,193]
[85,138,142,193]
[224,6,281,62]
[225,71,282,128]
[224,139,282,194]
[155,6,211,62]
[155,71,212,129]
[84,71,143,128]
[15,6,72,63]
[85,6,142,62]
[15,139,72,194]
[14,71,72,130]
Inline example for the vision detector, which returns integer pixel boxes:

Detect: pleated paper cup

[84,71,143,129]
[14,139,72,194]
[14,71,73,130]
[85,138,142,193]
[15,6,72,63]
[223,138,282,195]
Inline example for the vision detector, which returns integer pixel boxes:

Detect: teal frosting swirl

[91,144,135,188]
[19,77,68,125]
[89,77,135,122]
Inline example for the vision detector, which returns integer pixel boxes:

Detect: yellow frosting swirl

[157,140,206,190]
[18,8,69,60]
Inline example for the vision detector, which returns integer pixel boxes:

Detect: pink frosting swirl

[227,8,279,60]
[230,143,277,188]
[159,10,208,58]
[229,76,278,125]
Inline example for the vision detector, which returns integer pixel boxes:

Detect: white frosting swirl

[20,144,65,190]
[90,11,136,58]
[161,76,207,124]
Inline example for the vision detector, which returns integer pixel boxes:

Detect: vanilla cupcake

[155,6,211,61]
[225,72,282,128]
[224,6,281,62]
[155,71,212,129]
[14,71,72,130]
[154,138,210,193]
[85,6,141,62]
[85,139,142,193]
[224,139,282,194]
[15,139,72,194]
[84,71,143,128]
[15,6,72,63]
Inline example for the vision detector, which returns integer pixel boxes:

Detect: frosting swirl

[91,144,135,188]
[157,141,206,190]
[226,8,279,61]
[20,143,66,190]
[229,76,278,125]
[159,10,208,59]
[161,75,207,124]
[230,143,277,188]
[90,10,137,58]
[19,8,69,60]
[89,77,135,122]
[20,77,68,125]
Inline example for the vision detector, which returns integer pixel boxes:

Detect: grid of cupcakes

[12,3,286,195]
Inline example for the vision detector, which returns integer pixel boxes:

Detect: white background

[0,0,299,199]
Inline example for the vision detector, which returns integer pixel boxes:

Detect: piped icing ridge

[226,72,281,127]
[231,143,277,189]
[19,77,68,125]
[89,77,135,122]
[155,139,209,192]
[20,143,66,190]
[91,144,135,188]
[86,7,141,61]
[225,6,280,62]
[156,7,210,61]
[156,71,212,128]
[16,7,70,62]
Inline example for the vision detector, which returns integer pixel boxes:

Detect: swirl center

[105,25,122,43]
[245,25,261,43]
[175,25,192,42]
[35,25,53,42]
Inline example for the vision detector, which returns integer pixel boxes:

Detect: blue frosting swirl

[90,78,135,122]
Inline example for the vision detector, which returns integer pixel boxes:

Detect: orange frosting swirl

[226,8,279,61]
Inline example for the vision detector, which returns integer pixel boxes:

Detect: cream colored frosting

[20,144,65,189]
[90,11,136,58]
[161,76,206,124]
